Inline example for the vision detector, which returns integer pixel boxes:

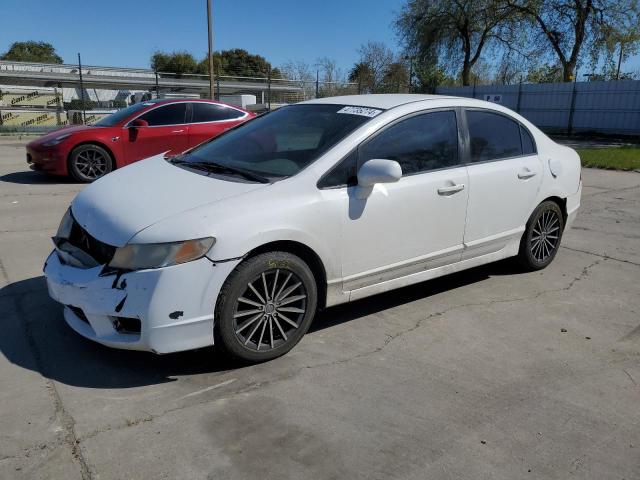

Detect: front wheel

[517,200,564,271]
[68,144,113,182]
[215,252,318,362]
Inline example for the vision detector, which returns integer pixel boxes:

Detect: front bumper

[26,145,68,176]
[44,250,240,353]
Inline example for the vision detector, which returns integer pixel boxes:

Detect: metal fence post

[216,77,220,100]
[267,67,271,110]
[315,70,319,98]
[154,68,159,99]
[567,76,578,136]
[77,53,86,124]
[472,79,476,99]
[516,79,522,113]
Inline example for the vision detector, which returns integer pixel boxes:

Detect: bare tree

[507,0,640,81]
[352,41,395,92]
[279,60,316,99]
[395,0,523,86]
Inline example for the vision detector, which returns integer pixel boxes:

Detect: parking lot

[0,137,638,479]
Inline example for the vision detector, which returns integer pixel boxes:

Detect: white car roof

[302,94,456,110]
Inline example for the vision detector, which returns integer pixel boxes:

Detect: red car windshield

[94,102,154,127]
[178,104,380,179]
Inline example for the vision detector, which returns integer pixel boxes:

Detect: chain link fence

[0,60,359,133]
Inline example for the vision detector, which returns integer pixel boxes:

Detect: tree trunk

[563,60,576,82]
[462,62,471,86]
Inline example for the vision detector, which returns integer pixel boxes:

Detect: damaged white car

[44,94,581,362]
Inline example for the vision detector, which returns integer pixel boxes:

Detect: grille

[67,218,116,265]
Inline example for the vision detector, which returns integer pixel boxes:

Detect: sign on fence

[484,94,502,103]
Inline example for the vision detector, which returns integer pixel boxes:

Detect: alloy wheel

[531,209,560,262]
[233,269,307,351]
[75,148,109,179]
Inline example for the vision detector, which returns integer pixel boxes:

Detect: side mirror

[357,159,402,188]
[129,118,149,128]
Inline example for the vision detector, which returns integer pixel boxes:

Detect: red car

[26,99,254,182]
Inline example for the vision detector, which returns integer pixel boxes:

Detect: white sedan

[44,94,581,362]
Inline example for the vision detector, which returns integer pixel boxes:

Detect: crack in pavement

[560,245,640,267]
[78,258,604,441]
[4,279,94,479]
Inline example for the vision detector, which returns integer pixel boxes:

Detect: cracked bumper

[44,250,240,353]
[565,181,582,230]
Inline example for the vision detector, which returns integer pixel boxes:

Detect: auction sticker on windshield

[337,106,382,117]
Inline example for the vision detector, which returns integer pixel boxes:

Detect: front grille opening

[67,305,89,324]
[67,216,116,266]
[111,316,141,335]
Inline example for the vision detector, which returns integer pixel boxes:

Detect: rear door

[123,103,189,163]
[187,102,248,147]
[462,109,543,258]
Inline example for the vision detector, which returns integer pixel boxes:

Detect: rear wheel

[215,252,318,362]
[517,200,564,271]
[69,144,113,182]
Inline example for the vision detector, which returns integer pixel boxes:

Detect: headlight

[56,208,74,239]
[43,133,72,147]
[108,237,215,270]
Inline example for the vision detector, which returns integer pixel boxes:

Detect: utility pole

[616,43,624,80]
[77,53,86,124]
[206,0,215,99]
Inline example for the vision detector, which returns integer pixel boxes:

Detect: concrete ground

[0,137,638,480]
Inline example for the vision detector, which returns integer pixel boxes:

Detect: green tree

[151,51,199,76]
[395,0,522,86]
[349,62,375,93]
[507,0,640,82]
[1,41,63,63]
[198,49,275,77]
[525,63,563,82]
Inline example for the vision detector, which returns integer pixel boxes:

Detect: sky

[0,0,404,71]
[1,0,638,77]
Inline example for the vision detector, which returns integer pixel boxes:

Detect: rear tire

[214,252,318,363]
[517,200,564,271]
[68,144,113,182]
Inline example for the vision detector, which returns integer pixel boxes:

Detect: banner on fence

[0,109,68,127]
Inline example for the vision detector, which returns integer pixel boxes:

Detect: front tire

[68,144,113,182]
[215,252,318,362]
[517,200,564,271]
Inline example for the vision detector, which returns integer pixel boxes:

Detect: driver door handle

[437,184,465,195]
[518,169,537,179]
[171,129,184,133]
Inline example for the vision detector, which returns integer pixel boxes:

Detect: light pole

[206,0,215,99]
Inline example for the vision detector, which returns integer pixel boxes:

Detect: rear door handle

[171,129,184,133]
[518,170,537,179]
[437,184,465,195]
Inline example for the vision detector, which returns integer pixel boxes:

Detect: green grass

[577,146,640,171]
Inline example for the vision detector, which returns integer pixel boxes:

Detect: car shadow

[0,260,524,389]
[0,170,79,185]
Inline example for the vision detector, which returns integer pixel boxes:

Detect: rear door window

[191,102,245,122]
[466,110,523,162]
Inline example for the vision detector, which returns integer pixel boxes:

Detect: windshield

[177,104,380,179]
[94,102,153,127]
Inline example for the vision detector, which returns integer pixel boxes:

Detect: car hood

[28,124,101,145]
[71,154,266,246]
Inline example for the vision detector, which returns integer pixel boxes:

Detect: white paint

[178,379,237,400]
[44,93,581,355]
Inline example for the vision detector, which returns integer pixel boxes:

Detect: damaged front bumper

[44,250,240,354]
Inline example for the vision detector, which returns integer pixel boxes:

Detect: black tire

[68,144,113,182]
[215,252,318,362]
[517,200,565,271]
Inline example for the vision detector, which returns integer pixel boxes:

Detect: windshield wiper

[170,159,269,183]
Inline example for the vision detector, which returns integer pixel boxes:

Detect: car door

[187,102,247,147]
[319,110,469,292]
[123,103,189,163]
[462,108,543,259]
